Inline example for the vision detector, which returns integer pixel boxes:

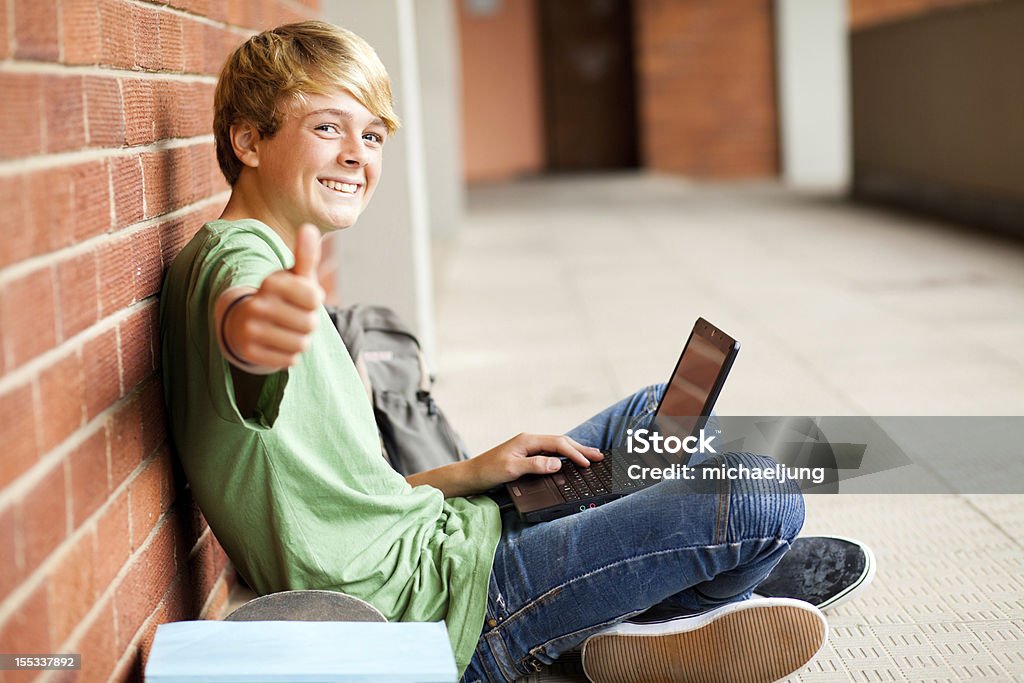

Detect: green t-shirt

[160,219,501,674]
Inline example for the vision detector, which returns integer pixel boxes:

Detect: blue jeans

[462,385,805,683]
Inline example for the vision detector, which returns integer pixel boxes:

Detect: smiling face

[236,88,387,238]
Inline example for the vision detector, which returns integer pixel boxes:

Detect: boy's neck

[220,178,298,251]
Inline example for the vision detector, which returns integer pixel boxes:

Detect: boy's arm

[215,225,325,375]
[406,433,604,498]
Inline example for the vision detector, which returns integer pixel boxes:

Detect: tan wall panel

[852,0,1024,204]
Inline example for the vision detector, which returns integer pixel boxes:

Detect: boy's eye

[363,132,385,144]
[314,123,340,134]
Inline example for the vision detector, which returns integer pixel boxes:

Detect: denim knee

[715,451,805,544]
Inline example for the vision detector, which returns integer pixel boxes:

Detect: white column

[415,0,465,239]
[322,0,437,358]
[774,0,851,191]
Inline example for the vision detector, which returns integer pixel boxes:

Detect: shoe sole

[582,598,827,683]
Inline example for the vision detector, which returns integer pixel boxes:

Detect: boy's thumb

[291,224,321,278]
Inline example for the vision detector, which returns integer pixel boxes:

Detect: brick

[158,11,186,72]
[194,82,216,133]
[198,570,231,619]
[133,225,165,303]
[200,200,223,225]
[62,0,103,64]
[162,572,191,624]
[204,0,229,24]
[94,487,130,589]
[137,600,168,671]
[185,489,208,543]
[37,350,86,454]
[85,76,125,147]
[634,0,778,178]
[151,81,179,142]
[132,4,162,71]
[19,458,68,572]
[0,266,57,370]
[0,502,21,602]
[188,532,220,603]
[142,149,185,217]
[82,329,121,420]
[108,394,143,486]
[0,583,52,656]
[44,76,87,153]
[149,289,163,370]
[226,0,248,27]
[121,78,156,146]
[69,426,110,527]
[111,155,145,228]
[182,15,207,74]
[98,232,135,316]
[158,215,189,269]
[73,600,117,683]
[14,0,59,60]
[203,23,237,75]
[57,249,101,340]
[169,0,209,13]
[164,81,211,139]
[99,0,136,68]
[0,0,8,59]
[0,174,46,269]
[0,72,44,159]
[155,206,205,266]
[25,164,73,251]
[74,159,113,242]
[139,377,167,457]
[114,517,176,651]
[172,146,198,207]
[47,528,98,645]
[120,305,155,394]
[190,142,214,199]
[0,380,38,489]
[23,165,69,243]
[129,449,174,548]
[275,5,307,27]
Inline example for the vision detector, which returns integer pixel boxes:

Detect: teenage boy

[162,21,871,683]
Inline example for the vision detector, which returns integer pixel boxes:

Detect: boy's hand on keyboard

[467,434,604,491]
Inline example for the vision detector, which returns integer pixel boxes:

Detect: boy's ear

[229,121,261,170]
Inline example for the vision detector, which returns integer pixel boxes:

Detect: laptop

[507,318,740,523]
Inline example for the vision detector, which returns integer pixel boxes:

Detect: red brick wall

[632,0,780,179]
[850,0,996,29]
[0,1,319,681]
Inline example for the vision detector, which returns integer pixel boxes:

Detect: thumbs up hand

[218,224,327,373]
[290,222,322,279]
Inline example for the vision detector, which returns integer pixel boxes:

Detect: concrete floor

[431,175,1024,682]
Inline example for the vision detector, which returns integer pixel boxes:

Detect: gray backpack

[327,304,469,475]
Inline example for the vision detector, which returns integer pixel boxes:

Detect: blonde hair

[214,21,400,185]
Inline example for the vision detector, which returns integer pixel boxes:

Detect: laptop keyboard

[552,452,641,502]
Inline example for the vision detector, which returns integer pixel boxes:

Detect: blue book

[145,621,457,682]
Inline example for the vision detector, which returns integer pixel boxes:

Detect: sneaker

[754,536,876,612]
[581,597,827,683]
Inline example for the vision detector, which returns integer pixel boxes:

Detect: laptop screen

[653,319,737,440]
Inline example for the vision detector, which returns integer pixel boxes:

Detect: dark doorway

[537,0,640,171]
